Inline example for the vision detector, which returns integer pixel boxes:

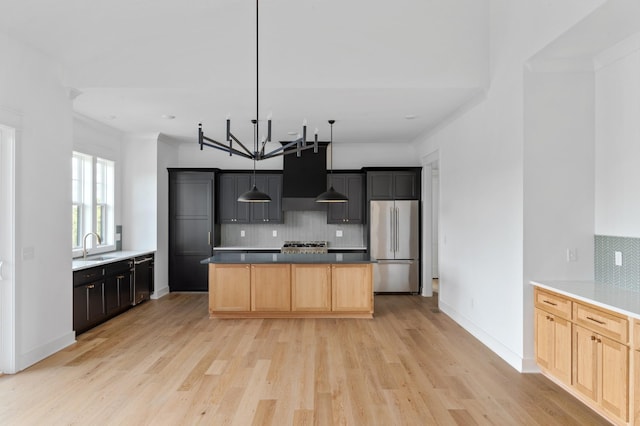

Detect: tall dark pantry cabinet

[168,169,220,291]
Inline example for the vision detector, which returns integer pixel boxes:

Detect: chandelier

[198,0,347,203]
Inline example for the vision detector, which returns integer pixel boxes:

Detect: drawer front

[634,320,640,350]
[73,267,105,286]
[574,302,628,344]
[535,288,572,320]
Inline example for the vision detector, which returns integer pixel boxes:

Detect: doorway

[0,122,16,374]
[421,151,440,298]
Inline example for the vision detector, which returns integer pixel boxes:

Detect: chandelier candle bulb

[267,119,271,141]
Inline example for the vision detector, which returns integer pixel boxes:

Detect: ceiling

[1,0,489,145]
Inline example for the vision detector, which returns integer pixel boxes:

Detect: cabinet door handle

[542,300,557,307]
[0,260,3,281]
[591,335,596,341]
[586,316,606,325]
[208,232,211,245]
[597,338,601,343]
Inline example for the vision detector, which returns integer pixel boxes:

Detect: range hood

[281,142,328,211]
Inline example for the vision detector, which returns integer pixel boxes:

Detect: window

[72,151,115,255]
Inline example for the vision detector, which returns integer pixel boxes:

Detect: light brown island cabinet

[209,263,373,318]
[209,264,251,311]
[251,264,291,311]
[331,264,373,312]
[634,320,640,424]
[291,264,331,312]
[534,289,572,386]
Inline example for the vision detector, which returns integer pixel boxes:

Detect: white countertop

[72,250,155,271]
[531,280,640,319]
[214,246,368,251]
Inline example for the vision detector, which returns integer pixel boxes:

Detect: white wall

[121,134,158,252]
[595,38,640,237]
[412,0,604,371]
[0,32,75,371]
[522,70,595,367]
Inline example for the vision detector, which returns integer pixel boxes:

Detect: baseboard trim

[439,300,526,372]
[18,331,75,372]
[151,285,170,299]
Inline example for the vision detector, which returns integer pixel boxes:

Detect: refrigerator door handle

[389,207,394,253]
[395,207,400,252]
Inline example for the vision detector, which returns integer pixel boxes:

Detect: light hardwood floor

[0,294,607,425]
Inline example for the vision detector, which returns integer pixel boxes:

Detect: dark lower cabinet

[118,273,133,309]
[73,259,135,335]
[169,170,218,291]
[87,282,106,324]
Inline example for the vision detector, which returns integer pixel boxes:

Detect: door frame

[421,150,439,297]
[0,109,19,374]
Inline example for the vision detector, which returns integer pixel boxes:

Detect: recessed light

[107,115,117,120]
[287,131,297,135]
[161,114,176,120]
[404,114,417,120]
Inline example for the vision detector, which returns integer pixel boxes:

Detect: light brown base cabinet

[534,287,633,425]
[209,263,373,319]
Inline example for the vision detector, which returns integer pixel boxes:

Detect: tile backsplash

[221,210,365,248]
[595,235,640,290]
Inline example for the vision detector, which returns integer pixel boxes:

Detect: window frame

[72,151,116,258]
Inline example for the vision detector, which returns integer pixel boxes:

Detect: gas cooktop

[281,241,328,254]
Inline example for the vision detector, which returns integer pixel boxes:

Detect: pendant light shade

[316,120,348,203]
[315,185,348,203]
[238,185,271,202]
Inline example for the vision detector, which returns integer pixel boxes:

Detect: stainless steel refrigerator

[370,200,419,293]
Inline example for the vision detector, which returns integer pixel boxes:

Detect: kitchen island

[201,253,376,319]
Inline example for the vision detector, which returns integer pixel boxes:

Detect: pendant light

[238,121,271,203]
[237,1,270,203]
[315,120,348,203]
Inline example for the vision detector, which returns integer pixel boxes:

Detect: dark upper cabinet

[251,174,283,223]
[367,170,420,200]
[219,172,283,224]
[218,173,251,223]
[327,173,364,224]
[169,170,218,292]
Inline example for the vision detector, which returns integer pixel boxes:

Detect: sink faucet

[82,232,102,259]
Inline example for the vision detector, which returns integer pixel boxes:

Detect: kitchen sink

[84,256,117,261]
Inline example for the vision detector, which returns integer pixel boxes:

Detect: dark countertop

[201,252,377,264]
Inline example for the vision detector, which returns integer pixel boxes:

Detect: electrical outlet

[566,248,577,262]
[272,230,277,237]
[336,230,343,237]
[240,230,245,237]
[615,251,623,266]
